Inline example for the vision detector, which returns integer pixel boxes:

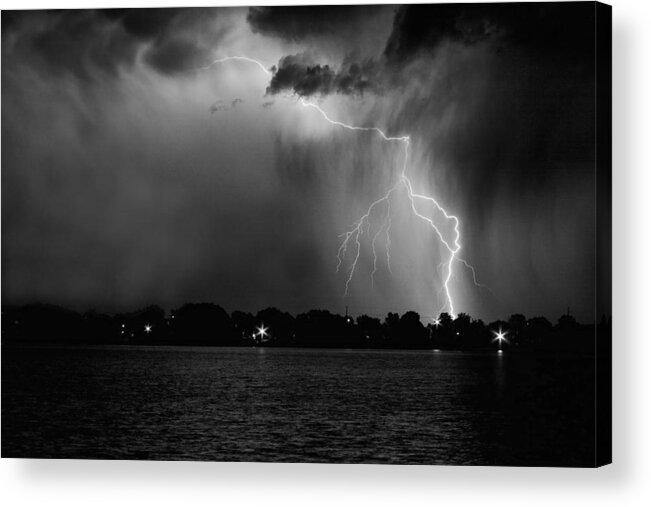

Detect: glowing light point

[144,324,152,334]
[433,318,441,328]
[492,328,509,349]
[256,324,269,339]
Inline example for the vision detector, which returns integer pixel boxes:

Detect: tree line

[1,303,609,353]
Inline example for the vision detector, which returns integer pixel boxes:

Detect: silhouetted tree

[431,312,455,349]
[83,309,115,344]
[5,303,84,343]
[115,305,166,344]
[466,318,491,349]
[1,302,602,354]
[555,313,591,351]
[231,310,256,344]
[295,309,353,347]
[396,311,428,348]
[356,315,383,347]
[527,316,553,348]
[256,307,295,345]
[171,303,235,345]
[453,313,472,347]
[508,313,527,347]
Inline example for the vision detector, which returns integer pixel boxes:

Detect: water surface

[2,345,595,465]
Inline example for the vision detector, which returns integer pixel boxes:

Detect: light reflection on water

[2,345,594,465]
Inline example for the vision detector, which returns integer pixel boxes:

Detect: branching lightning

[204,56,489,319]
[298,98,484,318]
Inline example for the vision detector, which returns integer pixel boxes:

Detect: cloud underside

[3,4,593,90]
[259,3,594,98]
[2,8,234,78]
[266,54,381,97]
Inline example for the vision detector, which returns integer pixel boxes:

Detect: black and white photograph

[2,2,611,468]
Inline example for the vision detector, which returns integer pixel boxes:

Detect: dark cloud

[1,8,234,79]
[384,3,594,61]
[143,36,210,75]
[102,8,185,39]
[265,3,596,100]
[266,54,335,96]
[247,6,385,42]
[266,53,381,97]
[1,10,137,80]
[104,8,230,75]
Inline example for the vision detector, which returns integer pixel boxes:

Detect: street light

[256,324,269,340]
[492,327,509,351]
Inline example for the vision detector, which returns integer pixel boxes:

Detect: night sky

[1,4,601,322]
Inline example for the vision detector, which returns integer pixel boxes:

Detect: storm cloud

[2,5,602,322]
[247,6,388,42]
[383,3,595,61]
[1,8,238,79]
[266,53,381,96]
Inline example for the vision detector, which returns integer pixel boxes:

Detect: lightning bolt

[202,56,272,77]
[203,56,488,319]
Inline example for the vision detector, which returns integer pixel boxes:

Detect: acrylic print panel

[1,3,611,466]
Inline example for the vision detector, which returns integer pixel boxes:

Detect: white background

[1,0,649,505]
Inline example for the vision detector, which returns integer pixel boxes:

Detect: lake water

[1,345,595,466]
